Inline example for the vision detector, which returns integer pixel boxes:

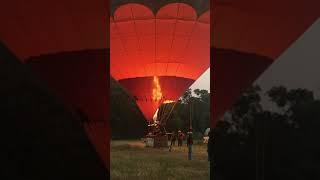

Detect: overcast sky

[255,19,320,110]
[256,19,320,96]
[187,18,320,103]
[190,68,210,92]
[187,18,320,99]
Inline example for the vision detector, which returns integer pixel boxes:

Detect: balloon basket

[144,134,168,148]
[153,134,168,148]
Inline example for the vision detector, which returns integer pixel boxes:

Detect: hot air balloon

[0,0,109,170]
[110,0,210,128]
[211,0,320,127]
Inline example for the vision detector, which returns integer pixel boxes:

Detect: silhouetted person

[169,131,177,152]
[171,131,177,146]
[178,130,184,146]
[187,128,193,160]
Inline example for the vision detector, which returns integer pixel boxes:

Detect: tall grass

[111,140,210,180]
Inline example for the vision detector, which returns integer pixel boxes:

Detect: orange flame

[163,100,174,104]
[152,76,162,101]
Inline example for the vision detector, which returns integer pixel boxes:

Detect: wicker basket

[153,135,168,148]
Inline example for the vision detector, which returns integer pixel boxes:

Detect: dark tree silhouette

[212,85,320,180]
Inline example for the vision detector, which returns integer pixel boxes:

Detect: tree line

[212,85,320,180]
[162,88,210,139]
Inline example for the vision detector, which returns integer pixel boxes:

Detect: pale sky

[190,68,210,92]
[187,19,320,96]
[255,19,320,110]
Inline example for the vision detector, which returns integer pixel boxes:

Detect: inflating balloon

[110,1,210,121]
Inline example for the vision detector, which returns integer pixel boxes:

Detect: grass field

[110,140,210,180]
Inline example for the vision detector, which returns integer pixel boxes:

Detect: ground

[110,140,210,180]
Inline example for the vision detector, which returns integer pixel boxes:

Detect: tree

[267,86,288,108]
[230,85,262,134]
[213,85,320,180]
[267,86,314,117]
[160,88,210,136]
[181,88,192,104]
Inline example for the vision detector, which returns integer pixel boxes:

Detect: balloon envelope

[110,3,210,121]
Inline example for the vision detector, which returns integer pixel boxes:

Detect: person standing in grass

[169,131,176,152]
[187,128,193,160]
[178,130,184,146]
[171,131,176,146]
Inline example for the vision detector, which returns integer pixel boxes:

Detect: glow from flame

[163,100,174,104]
[153,108,159,122]
[152,76,162,101]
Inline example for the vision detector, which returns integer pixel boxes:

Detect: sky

[255,19,320,109]
[256,19,320,96]
[184,17,320,100]
[190,68,210,92]
[187,18,320,107]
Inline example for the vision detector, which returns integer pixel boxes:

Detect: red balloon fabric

[211,0,320,127]
[0,0,109,169]
[26,50,110,168]
[211,48,272,127]
[110,3,210,121]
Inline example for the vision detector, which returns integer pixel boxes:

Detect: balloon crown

[111,0,209,17]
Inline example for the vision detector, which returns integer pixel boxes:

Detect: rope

[159,100,179,127]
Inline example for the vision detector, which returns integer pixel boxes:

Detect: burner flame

[163,100,174,104]
[152,76,162,101]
